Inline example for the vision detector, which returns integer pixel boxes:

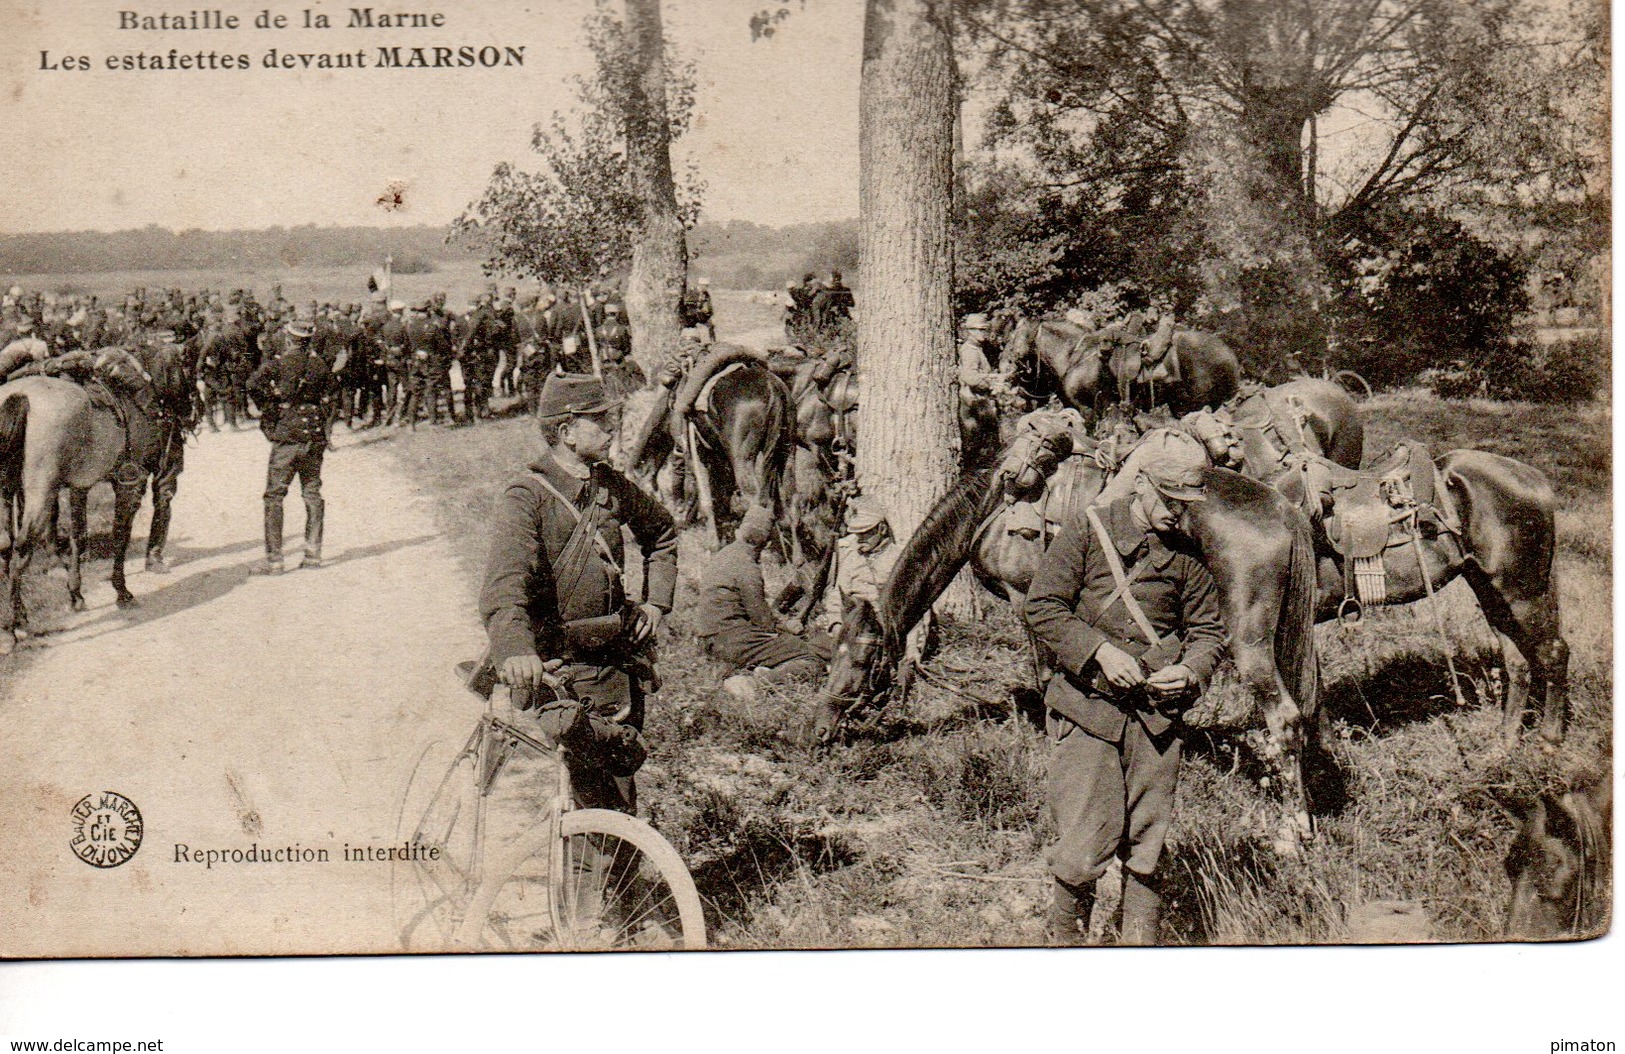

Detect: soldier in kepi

[247,312,337,575]
[479,371,677,813]
[1023,442,1225,946]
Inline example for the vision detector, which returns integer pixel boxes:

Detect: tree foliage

[452,3,703,289]
[955,0,1605,388]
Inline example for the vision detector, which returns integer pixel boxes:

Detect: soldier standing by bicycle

[479,370,677,814]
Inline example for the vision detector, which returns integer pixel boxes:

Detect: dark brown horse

[0,343,199,651]
[1505,778,1611,939]
[1151,385,1566,746]
[629,345,791,549]
[999,316,1241,419]
[816,423,1323,848]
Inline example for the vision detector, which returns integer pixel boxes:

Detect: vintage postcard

[0,0,1609,960]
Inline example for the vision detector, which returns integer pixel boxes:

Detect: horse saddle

[822,370,859,416]
[1109,324,1182,398]
[1318,441,1454,558]
[693,359,747,414]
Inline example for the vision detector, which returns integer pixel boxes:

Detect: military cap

[1139,438,1208,502]
[389,299,406,312]
[963,313,989,332]
[535,370,622,420]
[738,504,774,544]
[845,496,888,534]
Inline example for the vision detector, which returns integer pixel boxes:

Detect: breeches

[265,440,324,504]
[703,626,831,673]
[1046,710,1182,886]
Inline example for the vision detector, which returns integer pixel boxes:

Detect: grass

[374,386,1611,947]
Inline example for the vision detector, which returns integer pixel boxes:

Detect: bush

[1427,332,1608,404]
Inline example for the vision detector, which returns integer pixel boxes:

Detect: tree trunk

[622,0,686,381]
[855,0,967,612]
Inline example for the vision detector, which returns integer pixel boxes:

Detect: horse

[998,315,1241,419]
[629,344,791,549]
[1141,384,1567,746]
[0,342,200,651]
[1505,778,1611,939]
[816,420,1323,848]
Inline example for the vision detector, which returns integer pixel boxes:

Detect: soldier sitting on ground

[696,504,833,701]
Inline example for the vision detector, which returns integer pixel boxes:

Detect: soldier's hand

[627,603,664,646]
[1094,642,1145,690]
[500,654,561,688]
[1145,664,1194,701]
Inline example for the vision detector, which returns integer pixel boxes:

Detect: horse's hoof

[116,592,137,609]
[70,595,87,612]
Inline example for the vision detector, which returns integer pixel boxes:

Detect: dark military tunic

[696,539,829,672]
[1023,494,1225,887]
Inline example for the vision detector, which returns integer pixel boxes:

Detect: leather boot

[1119,870,1163,946]
[252,501,285,574]
[302,494,325,568]
[1047,878,1095,946]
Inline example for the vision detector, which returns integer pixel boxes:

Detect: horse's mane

[873,466,1006,650]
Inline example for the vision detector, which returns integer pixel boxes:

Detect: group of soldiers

[0,279,645,433]
[781,270,854,344]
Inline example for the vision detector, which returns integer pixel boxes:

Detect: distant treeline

[688,219,859,291]
[0,225,457,275]
[0,218,860,291]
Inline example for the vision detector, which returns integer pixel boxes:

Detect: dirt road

[0,425,486,956]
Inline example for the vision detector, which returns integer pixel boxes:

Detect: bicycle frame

[459,686,575,944]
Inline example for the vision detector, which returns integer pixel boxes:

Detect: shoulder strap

[527,469,623,583]
[1085,506,1160,647]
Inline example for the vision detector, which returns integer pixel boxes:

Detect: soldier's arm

[1173,555,1226,683]
[739,555,776,630]
[479,482,550,665]
[1022,515,1109,678]
[617,475,678,612]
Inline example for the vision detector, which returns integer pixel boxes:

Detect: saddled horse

[1505,778,1611,939]
[1170,388,1567,747]
[816,419,1323,847]
[0,343,200,651]
[628,344,791,549]
[997,315,1240,419]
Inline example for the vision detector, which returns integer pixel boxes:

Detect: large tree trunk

[622,0,686,381]
[855,0,968,616]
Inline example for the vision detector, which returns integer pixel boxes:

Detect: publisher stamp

[70,791,144,869]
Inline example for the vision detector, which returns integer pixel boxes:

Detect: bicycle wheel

[457,809,706,951]
[391,739,480,951]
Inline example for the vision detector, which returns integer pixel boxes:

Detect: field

[7,258,497,311]
[379,329,1610,946]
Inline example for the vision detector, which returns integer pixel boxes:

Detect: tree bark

[622,0,686,381]
[855,0,960,608]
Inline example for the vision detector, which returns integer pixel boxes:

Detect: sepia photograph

[0,0,1609,985]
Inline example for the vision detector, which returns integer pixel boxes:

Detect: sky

[0,0,864,233]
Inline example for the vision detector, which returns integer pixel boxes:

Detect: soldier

[401,300,450,428]
[459,293,500,421]
[822,497,898,636]
[958,313,1006,469]
[696,504,831,696]
[1023,444,1225,946]
[379,299,409,425]
[479,370,677,813]
[0,317,51,380]
[246,314,337,575]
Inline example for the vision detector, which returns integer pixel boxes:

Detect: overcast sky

[0,0,863,233]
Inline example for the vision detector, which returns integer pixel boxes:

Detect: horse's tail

[0,392,28,498]
[1277,504,1320,725]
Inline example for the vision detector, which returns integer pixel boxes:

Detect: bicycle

[391,663,706,951]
